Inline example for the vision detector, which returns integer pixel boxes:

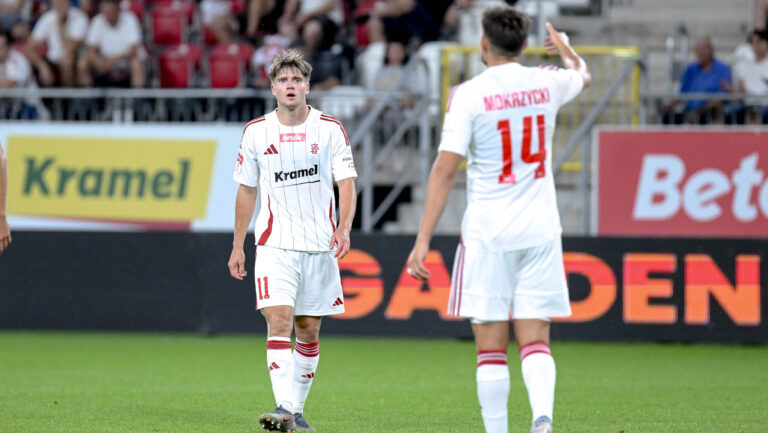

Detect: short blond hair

[268,49,313,83]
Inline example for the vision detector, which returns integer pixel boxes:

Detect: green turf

[0,331,766,432]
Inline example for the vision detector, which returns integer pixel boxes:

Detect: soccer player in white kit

[228,49,357,432]
[407,6,591,433]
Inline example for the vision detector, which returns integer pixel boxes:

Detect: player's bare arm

[330,178,356,259]
[0,143,10,254]
[407,151,464,281]
[545,22,591,88]
[228,184,258,280]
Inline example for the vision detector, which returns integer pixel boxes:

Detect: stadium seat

[159,0,195,22]
[317,85,367,120]
[208,49,242,88]
[11,41,46,58]
[158,43,201,88]
[210,42,254,67]
[203,26,217,45]
[120,0,145,21]
[151,6,188,44]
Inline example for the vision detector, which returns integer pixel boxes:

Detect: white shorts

[447,237,571,321]
[253,246,345,316]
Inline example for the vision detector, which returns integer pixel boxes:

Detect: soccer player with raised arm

[228,49,357,432]
[406,6,590,433]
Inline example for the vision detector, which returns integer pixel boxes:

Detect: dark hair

[481,5,531,57]
[753,29,768,42]
[383,41,409,65]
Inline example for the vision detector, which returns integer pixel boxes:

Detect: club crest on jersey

[274,164,318,182]
[310,143,319,154]
[280,133,306,143]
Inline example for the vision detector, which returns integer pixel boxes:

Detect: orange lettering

[684,254,761,326]
[554,253,616,322]
[623,253,677,324]
[384,250,458,320]
[336,249,384,319]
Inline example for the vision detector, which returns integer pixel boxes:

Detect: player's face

[271,68,310,109]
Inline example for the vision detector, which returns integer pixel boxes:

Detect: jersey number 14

[498,114,546,184]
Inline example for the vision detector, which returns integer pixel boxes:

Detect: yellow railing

[441,45,642,172]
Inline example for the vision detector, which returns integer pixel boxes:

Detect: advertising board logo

[596,130,768,237]
[633,153,768,222]
[7,136,216,222]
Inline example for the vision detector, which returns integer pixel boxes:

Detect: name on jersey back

[483,87,551,112]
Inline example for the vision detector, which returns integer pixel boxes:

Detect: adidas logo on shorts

[332,297,344,307]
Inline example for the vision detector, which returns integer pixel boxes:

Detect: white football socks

[477,350,510,433]
[266,336,294,412]
[519,341,555,424]
[291,340,319,414]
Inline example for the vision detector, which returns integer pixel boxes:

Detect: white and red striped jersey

[233,107,357,252]
[439,62,584,251]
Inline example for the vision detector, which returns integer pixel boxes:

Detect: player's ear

[522,38,529,52]
[480,35,489,53]
[270,82,277,97]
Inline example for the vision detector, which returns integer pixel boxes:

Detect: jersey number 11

[498,114,547,184]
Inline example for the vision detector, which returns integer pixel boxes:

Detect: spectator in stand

[662,37,731,124]
[245,0,286,40]
[202,0,239,44]
[77,0,143,88]
[25,0,88,87]
[0,0,32,34]
[367,40,424,130]
[366,0,452,45]
[369,40,423,100]
[0,32,46,118]
[728,30,768,123]
[294,17,343,90]
[281,0,344,28]
[756,0,767,31]
[251,19,297,88]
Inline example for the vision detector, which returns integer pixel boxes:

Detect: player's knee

[263,311,293,337]
[294,316,321,342]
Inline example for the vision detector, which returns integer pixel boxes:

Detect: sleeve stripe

[241,116,265,139]
[446,83,462,112]
[320,115,350,146]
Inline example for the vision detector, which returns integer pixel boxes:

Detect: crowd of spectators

[664,1,768,125]
[0,0,525,119]
[5,0,762,124]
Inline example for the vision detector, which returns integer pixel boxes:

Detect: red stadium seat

[203,26,217,45]
[152,0,195,21]
[152,7,188,44]
[210,42,253,69]
[158,43,201,88]
[11,41,47,58]
[120,0,145,20]
[208,43,253,88]
[208,53,241,88]
[231,0,247,14]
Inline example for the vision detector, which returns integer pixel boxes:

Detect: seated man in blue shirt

[664,37,732,124]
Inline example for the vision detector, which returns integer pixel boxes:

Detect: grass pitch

[0,331,766,433]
